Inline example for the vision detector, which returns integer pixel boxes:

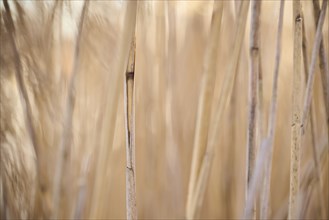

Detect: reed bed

[0,1,328,219]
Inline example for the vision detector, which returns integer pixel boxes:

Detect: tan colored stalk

[89,2,137,217]
[260,1,285,219]
[124,38,137,220]
[52,1,89,218]
[289,1,303,219]
[312,0,329,134]
[187,1,250,219]
[246,1,261,218]
[186,1,223,219]
[301,15,326,219]
[301,0,327,136]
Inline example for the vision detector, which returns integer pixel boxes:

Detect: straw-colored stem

[186,2,223,219]
[312,0,329,134]
[187,1,250,219]
[301,0,327,135]
[52,1,89,218]
[89,2,137,217]
[301,14,326,219]
[260,1,285,219]
[289,1,303,219]
[124,38,137,220]
[245,1,261,218]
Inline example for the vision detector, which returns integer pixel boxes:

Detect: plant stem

[260,1,285,219]
[186,1,223,219]
[246,1,261,218]
[52,1,89,218]
[301,13,326,219]
[124,37,138,220]
[289,1,303,219]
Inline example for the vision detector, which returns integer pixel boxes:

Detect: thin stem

[312,0,329,135]
[301,0,327,134]
[52,1,89,218]
[260,1,285,219]
[245,1,261,219]
[188,1,250,219]
[289,1,303,219]
[124,38,138,220]
[301,13,326,219]
[186,1,223,219]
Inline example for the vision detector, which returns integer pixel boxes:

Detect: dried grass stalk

[312,0,329,134]
[187,1,250,219]
[289,1,303,218]
[246,1,261,218]
[186,1,223,219]
[260,1,285,218]
[124,37,137,220]
[301,12,326,219]
[52,1,89,218]
[89,2,137,217]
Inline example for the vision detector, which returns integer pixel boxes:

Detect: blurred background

[0,0,328,219]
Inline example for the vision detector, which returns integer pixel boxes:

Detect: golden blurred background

[0,1,328,219]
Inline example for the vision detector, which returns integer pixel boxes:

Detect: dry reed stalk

[187,1,250,219]
[89,2,137,217]
[289,1,303,218]
[246,1,261,218]
[52,1,89,218]
[260,1,285,219]
[312,0,329,136]
[301,0,327,136]
[301,14,326,219]
[186,1,223,219]
[124,37,137,220]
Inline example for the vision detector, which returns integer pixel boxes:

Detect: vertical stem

[312,0,329,135]
[289,1,303,219]
[186,1,223,219]
[301,13,326,219]
[260,1,285,219]
[246,1,261,219]
[52,1,89,218]
[124,38,137,220]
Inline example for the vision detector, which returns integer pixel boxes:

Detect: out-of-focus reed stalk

[186,1,250,219]
[289,1,303,218]
[89,2,137,217]
[301,0,327,137]
[301,12,326,219]
[186,1,223,219]
[260,1,285,219]
[52,1,89,218]
[124,37,137,220]
[246,1,261,218]
[312,0,329,136]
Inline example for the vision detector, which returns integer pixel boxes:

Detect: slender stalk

[312,0,329,135]
[124,38,137,220]
[260,1,285,219]
[186,1,223,219]
[289,1,303,219]
[301,14,326,219]
[301,0,327,134]
[187,1,250,219]
[89,2,137,217]
[246,1,261,219]
[52,1,89,218]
